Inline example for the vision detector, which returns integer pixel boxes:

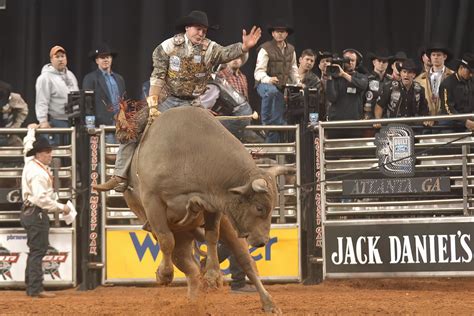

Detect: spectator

[83,44,126,128]
[417,47,432,74]
[374,59,429,123]
[93,10,261,192]
[315,51,332,120]
[389,51,408,81]
[363,50,392,119]
[298,49,320,89]
[439,53,474,131]
[215,55,257,141]
[415,43,454,116]
[326,48,368,122]
[35,45,79,144]
[0,80,28,146]
[254,19,300,143]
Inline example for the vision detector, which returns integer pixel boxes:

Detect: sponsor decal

[0,246,20,280]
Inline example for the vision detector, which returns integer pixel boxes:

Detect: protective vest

[166,34,212,97]
[209,77,247,116]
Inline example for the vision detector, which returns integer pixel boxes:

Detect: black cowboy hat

[175,10,219,32]
[267,18,294,35]
[395,59,418,73]
[0,80,12,107]
[367,49,392,62]
[26,137,54,157]
[425,43,452,62]
[390,51,408,63]
[316,51,333,64]
[88,43,118,60]
[457,52,474,72]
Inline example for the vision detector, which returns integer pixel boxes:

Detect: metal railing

[98,124,301,226]
[316,114,474,221]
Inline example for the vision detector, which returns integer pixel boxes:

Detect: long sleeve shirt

[21,128,65,212]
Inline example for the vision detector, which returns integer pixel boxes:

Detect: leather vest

[259,40,295,87]
[387,81,422,117]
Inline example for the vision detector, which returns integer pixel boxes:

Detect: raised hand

[242,26,262,52]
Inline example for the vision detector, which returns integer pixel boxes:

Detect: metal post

[300,88,321,284]
[462,144,469,215]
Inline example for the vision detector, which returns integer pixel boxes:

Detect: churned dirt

[1,278,474,315]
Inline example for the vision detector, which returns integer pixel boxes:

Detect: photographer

[326,48,368,122]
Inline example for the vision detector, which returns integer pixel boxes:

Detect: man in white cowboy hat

[94,10,261,192]
[82,43,126,132]
[21,123,71,298]
[439,53,474,131]
[254,18,300,143]
[415,43,454,117]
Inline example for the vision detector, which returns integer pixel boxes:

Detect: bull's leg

[172,231,201,300]
[203,211,223,289]
[219,215,281,314]
[143,194,174,285]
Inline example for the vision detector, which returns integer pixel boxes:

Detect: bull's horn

[267,166,296,177]
[252,178,268,193]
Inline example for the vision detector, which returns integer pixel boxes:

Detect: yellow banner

[106,227,299,280]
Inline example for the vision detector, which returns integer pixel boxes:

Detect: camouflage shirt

[150,33,245,98]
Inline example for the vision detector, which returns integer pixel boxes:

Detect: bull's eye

[257,206,265,214]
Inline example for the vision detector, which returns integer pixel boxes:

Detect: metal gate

[316,114,474,279]
[0,127,77,287]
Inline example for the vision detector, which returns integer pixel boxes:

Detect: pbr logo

[375,124,415,177]
[0,246,20,280]
[43,246,68,279]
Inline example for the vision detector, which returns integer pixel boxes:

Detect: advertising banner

[325,218,474,277]
[106,226,299,281]
[0,229,74,285]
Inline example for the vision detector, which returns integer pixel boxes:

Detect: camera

[327,57,351,77]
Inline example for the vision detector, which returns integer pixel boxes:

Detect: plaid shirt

[217,67,248,99]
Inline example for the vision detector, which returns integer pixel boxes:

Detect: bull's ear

[251,178,268,193]
[229,182,251,195]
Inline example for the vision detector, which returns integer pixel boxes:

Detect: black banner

[342,177,450,196]
[325,221,474,274]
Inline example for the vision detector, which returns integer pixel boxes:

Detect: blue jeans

[256,83,286,143]
[114,96,194,178]
[20,206,49,296]
[48,119,70,145]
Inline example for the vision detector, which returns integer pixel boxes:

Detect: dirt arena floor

[2,278,474,315]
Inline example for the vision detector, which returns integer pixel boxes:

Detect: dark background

[0,0,472,124]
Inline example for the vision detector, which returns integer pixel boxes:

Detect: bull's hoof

[203,269,223,289]
[156,267,174,285]
[262,295,282,314]
[263,305,282,315]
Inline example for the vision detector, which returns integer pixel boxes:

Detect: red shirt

[217,67,248,99]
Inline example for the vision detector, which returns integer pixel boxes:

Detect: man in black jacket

[439,53,474,131]
[82,43,126,138]
[326,48,368,121]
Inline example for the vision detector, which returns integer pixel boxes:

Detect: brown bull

[122,106,289,313]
